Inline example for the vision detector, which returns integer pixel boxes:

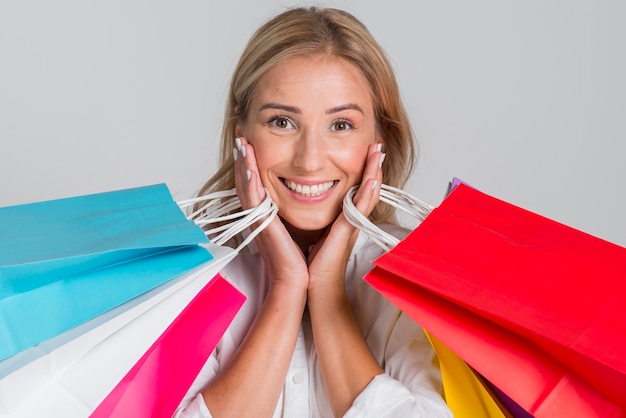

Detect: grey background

[1,1,624,247]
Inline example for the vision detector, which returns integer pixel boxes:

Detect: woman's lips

[281,178,337,197]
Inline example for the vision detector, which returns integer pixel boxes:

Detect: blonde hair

[196,7,416,224]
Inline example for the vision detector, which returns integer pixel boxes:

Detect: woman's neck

[282,219,328,256]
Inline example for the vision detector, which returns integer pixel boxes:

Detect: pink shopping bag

[91,272,244,418]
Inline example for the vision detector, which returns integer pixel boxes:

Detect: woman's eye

[332,119,354,131]
[269,117,293,129]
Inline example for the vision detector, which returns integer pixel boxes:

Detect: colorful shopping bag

[0,184,213,361]
[0,249,239,417]
[425,331,512,418]
[350,182,626,417]
[0,186,276,417]
[90,272,245,418]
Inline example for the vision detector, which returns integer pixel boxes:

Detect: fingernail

[241,146,247,158]
[246,170,251,182]
[376,143,382,152]
[371,180,378,190]
[235,137,242,151]
[378,153,386,168]
[233,148,238,161]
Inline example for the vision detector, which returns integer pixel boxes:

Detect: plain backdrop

[1,1,624,247]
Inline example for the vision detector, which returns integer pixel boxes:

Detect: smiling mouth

[281,179,337,197]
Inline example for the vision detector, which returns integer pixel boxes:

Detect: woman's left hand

[307,142,384,289]
[305,141,386,417]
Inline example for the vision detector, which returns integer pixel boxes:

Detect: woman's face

[237,54,378,236]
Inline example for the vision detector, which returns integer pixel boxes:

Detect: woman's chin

[280,215,335,237]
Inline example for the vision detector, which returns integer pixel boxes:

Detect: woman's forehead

[250,55,374,113]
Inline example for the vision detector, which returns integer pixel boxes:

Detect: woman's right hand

[198,139,309,417]
[233,136,310,291]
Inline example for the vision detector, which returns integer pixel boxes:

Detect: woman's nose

[292,129,327,172]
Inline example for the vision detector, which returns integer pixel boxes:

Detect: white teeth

[285,180,335,196]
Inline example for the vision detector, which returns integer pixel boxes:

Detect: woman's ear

[375,125,385,147]
[235,124,244,139]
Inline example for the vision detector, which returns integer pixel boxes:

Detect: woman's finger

[352,142,384,216]
[234,136,265,209]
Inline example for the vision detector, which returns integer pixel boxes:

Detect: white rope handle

[343,184,434,252]
[178,188,278,254]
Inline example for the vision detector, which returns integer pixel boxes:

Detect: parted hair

[196,6,416,224]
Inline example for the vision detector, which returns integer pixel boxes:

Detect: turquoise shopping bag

[0,184,214,361]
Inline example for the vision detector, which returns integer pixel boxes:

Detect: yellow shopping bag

[426,331,511,418]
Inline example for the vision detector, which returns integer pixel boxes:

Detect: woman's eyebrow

[258,103,301,113]
[258,103,365,115]
[326,103,364,115]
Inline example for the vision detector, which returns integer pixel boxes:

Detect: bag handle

[343,184,434,252]
[178,188,278,253]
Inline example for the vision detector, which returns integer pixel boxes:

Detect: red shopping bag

[365,183,626,417]
[90,273,245,418]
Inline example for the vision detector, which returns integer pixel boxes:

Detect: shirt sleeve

[343,313,452,417]
[172,251,267,418]
[173,393,212,418]
[345,374,451,418]
[345,247,452,418]
[344,225,453,418]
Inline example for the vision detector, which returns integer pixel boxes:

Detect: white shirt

[174,225,452,417]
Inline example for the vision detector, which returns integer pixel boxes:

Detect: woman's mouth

[282,179,337,197]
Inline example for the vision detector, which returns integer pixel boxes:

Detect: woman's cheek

[336,144,369,175]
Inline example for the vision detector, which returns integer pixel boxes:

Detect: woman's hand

[201,139,310,417]
[305,142,386,417]
[234,137,310,291]
[307,142,384,288]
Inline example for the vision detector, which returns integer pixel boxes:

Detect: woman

[176,7,452,418]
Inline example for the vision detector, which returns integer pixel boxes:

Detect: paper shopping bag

[368,266,624,417]
[424,331,512,418]
[0,184,213,361]
[1,186,277,417]
[90,271,245,418]
[0,250,239,418]
[363,183,626,417]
